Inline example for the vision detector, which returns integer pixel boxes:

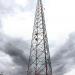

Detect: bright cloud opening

[64,68,75,75]
[2,12,33,40]
[15,0,29,7]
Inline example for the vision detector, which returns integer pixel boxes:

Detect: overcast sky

[1,0,75,48]
[0,0,75,75]
[1,0,75,38]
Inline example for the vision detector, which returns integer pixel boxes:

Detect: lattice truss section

[27,0,52,75]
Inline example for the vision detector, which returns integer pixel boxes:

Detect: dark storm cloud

[4,39,30,66]
[51,32,75,75]
[0,37,30,75]
[0,31,75,75]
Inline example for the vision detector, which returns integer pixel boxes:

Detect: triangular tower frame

[27,0,52,75]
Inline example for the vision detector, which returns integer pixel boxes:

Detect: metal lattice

[27,0,52,75]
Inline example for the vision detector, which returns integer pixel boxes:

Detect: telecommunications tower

[27,0,52,75]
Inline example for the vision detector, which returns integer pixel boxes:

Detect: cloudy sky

[0,0,75,75]
[1,0,75,39]
[1,0,75,49]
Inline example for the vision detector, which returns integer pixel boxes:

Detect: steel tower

[27,0,52,75]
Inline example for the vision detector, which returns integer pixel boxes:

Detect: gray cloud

[0,35,30,75]
[0,0,15,29]
[0,0,35,15]
[51,32,75,75]
[4,39,30,66]
[4,32,75,75]
[0,32,75,75]
[0,0,15,14]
